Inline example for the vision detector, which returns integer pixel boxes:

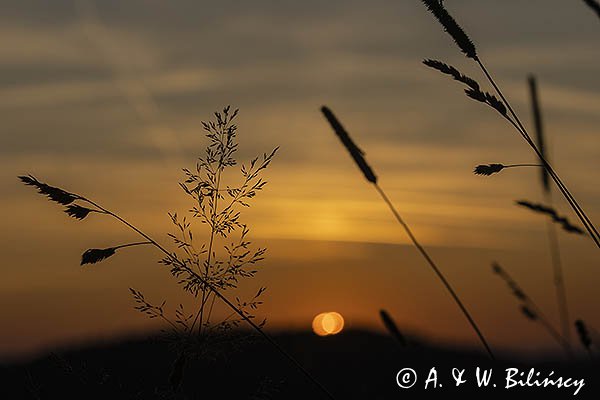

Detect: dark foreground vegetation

[1,330,597,399]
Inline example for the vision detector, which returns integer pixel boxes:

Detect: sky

[0,0,599,360]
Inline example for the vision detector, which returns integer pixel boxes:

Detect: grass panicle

[20,107,335,399]
[420,1,600,247]
[422,59,479,90]
[473,163,542,176]
[473,164,504,176]
[19,175,78,205]
[64,204,96,220]
[422,60,507,117]
[583,0,600,19]
[322,106,495,360]
[320,106,377,184]
[420,0,477,59]
[464,87,507,117]
[516,200,585,235]
[80,242,152,265]
[379,309,407,346]
[80,248,116,265]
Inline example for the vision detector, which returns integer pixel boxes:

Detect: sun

[312,312,345,336]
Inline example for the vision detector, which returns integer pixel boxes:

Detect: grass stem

[374,184,495,360]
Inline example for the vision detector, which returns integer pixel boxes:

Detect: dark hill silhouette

[1,330,597,399]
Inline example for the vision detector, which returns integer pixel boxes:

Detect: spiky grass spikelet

[321,106,377,184]
[420,0,477,59]
[81,248,117,265]
[473,164,505,176]
[423,59,479,90]
[19,175,78,205]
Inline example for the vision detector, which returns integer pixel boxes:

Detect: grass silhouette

[19,107,335,399]
[420,0,600,248]
[473,163,543,176]
[321,105,495,360]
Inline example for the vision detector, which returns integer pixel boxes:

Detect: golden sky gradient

[0,0,599,360]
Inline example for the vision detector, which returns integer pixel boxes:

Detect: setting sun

[312,312,345,336]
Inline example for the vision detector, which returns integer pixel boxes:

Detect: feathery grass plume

[583,0,600,19]
[422,59,479,90]
[321,106,495,360]
[379,309,407,346]
[420,0,477,59]
[516,200,585,235]
[320,106,377,183]
[492,262,572,356]
[473,163,542,176]
[80,247,116,265]
[575,320,593,353]
[528,76,550,193]
[19,175,78,205]
[19,108,335,399]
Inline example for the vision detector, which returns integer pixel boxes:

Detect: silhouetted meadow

[8,1,600,399]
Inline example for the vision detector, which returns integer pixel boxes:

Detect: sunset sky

[1,0,599,360]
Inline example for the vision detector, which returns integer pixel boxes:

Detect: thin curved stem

[503,164,543,168]
[374,184,495,360]
[113,241,153,250]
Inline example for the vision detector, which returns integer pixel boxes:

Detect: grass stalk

[374,185,495,359]
[321,106,495,360]
[528,75,571,347]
